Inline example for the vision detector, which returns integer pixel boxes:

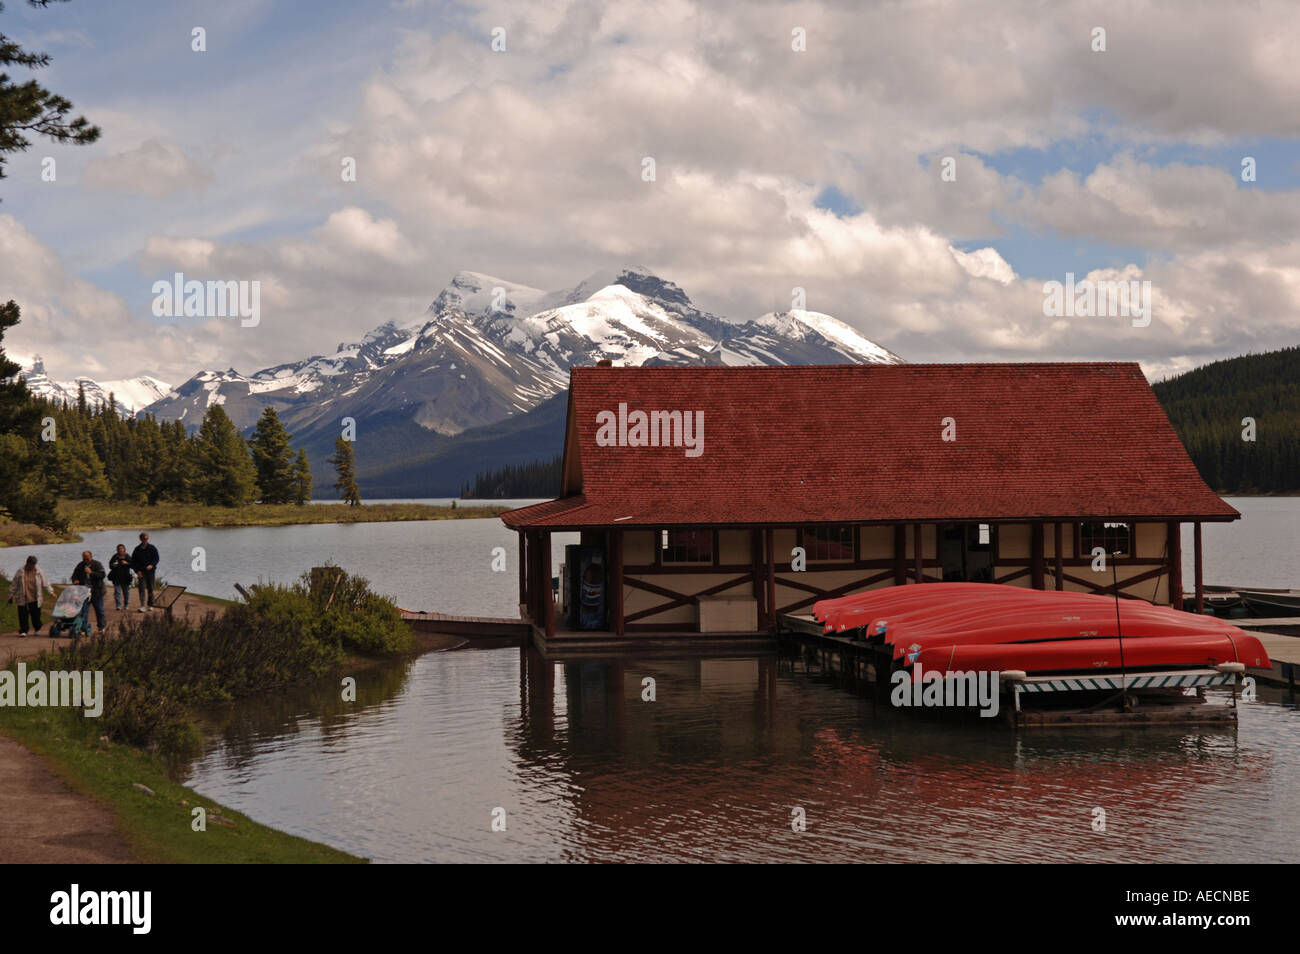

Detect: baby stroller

[49,585,92,639]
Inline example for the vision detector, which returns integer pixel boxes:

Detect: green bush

[19,567,408,759]
[300,567,412,656]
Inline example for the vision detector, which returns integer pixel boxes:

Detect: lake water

[10,498,1298,862]
[185,650,1300,863]
[9,501,572,616]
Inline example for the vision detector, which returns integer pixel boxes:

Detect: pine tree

[191,404,258,506]
[292,449,312,505]
[248,407,297,503]
[0,300,62,528]
[0,1,101,185]
[328,438,361,507]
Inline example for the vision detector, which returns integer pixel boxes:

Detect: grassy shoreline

[1,498,512,547]
[1,575,361,861]
[0,705,365,864]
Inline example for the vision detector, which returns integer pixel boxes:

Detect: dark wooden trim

[759,530,769,629]
[1167,521,1182,608]
[993,567,1030,585]
[610,529,624,636]
[893,524,906,585]
[542,531,554,640]
[1031,521,1045,590]
[1059,564,1167,596]
[775,569,895,615]
[1053,522,1064,591]
[912,523,923,584]
[518,530,527,611]
[1194,522,1204,614]
[622,573,754,623]
[625,563,754,574]
[633,557,900,574]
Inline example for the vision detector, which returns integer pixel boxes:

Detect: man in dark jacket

[130,532,160,612]
[71,550,107,633]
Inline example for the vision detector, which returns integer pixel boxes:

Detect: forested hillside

[1153,347,1300,494]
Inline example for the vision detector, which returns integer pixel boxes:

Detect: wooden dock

[775,613,1261,727]
[1245,630,1300,690]
[401,611,531,648]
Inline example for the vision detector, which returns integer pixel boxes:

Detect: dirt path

[0,733,136,863]
[0,592,230,863]
[1,592,226,663]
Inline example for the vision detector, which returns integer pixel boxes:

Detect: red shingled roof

[502,363,1237,529]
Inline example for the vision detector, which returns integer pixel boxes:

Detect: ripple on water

[184,649,1300,863]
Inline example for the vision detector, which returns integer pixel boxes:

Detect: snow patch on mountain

[754,310,904,364]
[17,356,172,415]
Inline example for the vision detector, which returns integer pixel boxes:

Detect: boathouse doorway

[940,523,995,582]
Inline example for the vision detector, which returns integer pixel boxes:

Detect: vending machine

[565,544,606,630]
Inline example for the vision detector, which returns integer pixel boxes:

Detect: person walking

[108,544,133,611]
[71,550,107,634]
[7,555,55,637]
[130,532,160,612]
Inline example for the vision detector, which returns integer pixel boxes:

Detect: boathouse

[502,363,1237,649]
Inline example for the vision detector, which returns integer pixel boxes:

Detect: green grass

[0,519,76,548]
[55,498,510,533]
[2,576,356,861]
[0,577,55,635]
[0,704,363,863]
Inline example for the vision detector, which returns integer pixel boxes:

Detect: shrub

[20,566,407,759]
[301,567,412,656]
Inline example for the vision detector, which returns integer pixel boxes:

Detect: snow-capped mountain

[18,356,171,415]
[140,267,903,490]
[645,309,904,367]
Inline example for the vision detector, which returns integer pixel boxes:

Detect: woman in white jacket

[7,555,55,637]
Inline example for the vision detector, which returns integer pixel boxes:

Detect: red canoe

[912,632,1270,676]
[813,582,1271,677]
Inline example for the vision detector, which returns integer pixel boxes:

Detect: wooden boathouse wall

[513,518,1202,638]
[503,362,1239,647]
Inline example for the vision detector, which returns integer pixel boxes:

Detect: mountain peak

[427,270,549,321]
[752,310,904,364]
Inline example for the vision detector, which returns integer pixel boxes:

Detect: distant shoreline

[0,499,512,548]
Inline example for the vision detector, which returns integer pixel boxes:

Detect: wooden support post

[893,524,906,585]
[1031,521,1045,590]
[526,531,538,622]
[759,530,769,629]
[752,528,764,619]
[542,532,554,639]
[1053,522,1064,591]
[912,523,923,584]
[610,529,624,636]
[1168,521,1183,609]
[1194,522,1204,614]
[759,527,769,631]
[517,530,527,612]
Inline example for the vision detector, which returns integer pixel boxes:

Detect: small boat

[1237,588,1300,618]
[813,582,1270,679]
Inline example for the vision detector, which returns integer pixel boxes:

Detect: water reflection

[184,647,1298,863]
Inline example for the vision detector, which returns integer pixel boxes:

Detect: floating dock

[776,612,1256,728]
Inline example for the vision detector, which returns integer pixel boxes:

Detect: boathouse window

[660,529,713,564]
[802,526,854,561]
[1079,521,1130,557]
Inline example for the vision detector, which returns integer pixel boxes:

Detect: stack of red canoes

[811,583,1270,677]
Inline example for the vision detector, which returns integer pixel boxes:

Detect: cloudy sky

[2,0,1299,386]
